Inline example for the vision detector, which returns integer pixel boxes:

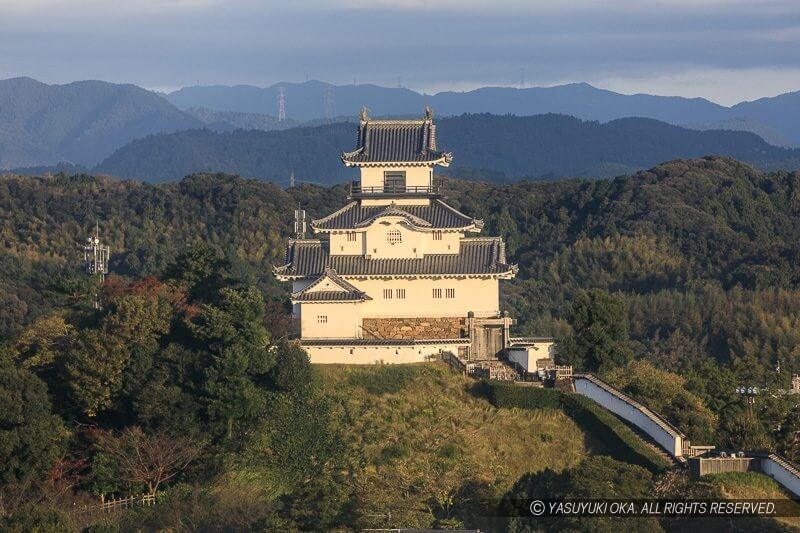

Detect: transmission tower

[278,86,287,122]
[324,85,336,122]
[289,168,296,188]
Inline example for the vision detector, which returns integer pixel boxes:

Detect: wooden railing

[71,494,156,516]
[349,182,442,196]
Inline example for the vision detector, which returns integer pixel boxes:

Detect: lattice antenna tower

[294,206,307,239]
[83,221,110,281]
[278,86,287,122]
[324,85,336,122]
[289,168,296,188]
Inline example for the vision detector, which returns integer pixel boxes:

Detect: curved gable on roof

[290,267,371,302]
[311,199,482,232]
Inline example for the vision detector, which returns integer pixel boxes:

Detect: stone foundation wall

[362,317,466,340]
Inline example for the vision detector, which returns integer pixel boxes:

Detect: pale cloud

[0,0,798,104]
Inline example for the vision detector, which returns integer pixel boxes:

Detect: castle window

[387,230,402,244]
[446,288,455,298]
[432,288,442,299]
[384,171,406,192]
[317,315,328,323]
[383,289,393,299]
[433,231,442,241]
[347,232,357,242]
[396,289,406,299]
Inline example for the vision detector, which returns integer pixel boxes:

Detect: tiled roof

[275,237,516,279]
[341,110,452,165]
[312,199,482,231]
[291,267,371,302]
[292,290,366,302]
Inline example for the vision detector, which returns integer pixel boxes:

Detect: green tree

[778,407,800,463]
[190,287,275,440]
[563,289,633,372]
[0,354,67,493]
[63,329,129,417]
[269,340,312,395]
[717,404,772,451]
[165,243,230,302]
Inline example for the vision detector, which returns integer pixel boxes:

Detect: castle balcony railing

[349,181,442,198]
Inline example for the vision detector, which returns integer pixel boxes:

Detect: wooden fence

[71,493,156,516]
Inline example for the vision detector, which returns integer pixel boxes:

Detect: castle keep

[275,108,551,364]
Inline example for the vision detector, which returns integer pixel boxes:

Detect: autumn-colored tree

[12,314,72,371]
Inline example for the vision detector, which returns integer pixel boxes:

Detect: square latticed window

[396,289,406,299]
[432,288,442,299]
[383,289,393,299]
[387,229,402,244]
[446,288,455,298]
[317,315,328,324]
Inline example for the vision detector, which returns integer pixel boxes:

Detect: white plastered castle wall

[299,301,363,338]
[345,277,499,318]
[359,166,432,189]
[304,342,459,364]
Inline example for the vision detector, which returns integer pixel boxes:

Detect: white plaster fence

[573,373,687,459]
[573,373,800,498]
[761,453,800,497]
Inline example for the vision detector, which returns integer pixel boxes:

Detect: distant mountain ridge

[0,77,202,168]
[166,81,800,146]
[90,113,800,184]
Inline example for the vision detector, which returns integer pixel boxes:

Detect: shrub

[472,381,562,410]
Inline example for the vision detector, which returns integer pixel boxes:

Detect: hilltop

[92,114,800,183]
[167,80,800,146]
[0,77,202,168]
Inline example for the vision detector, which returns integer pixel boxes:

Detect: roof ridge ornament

[424,106,433,120]
[359,106,370,123]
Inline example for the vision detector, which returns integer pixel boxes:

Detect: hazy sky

[1,0,799,105]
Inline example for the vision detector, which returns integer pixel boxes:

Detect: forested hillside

[4,156,800,529]
[4,155,800,381]
[0,77,202,168]
[92,114,800,184]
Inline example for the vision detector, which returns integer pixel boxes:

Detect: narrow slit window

[432,288,442,299]
[396,289,406,299]
[446,288,455,298]
[433,231,443,241]
[347,232,357,242]
[383,289,393,299]
[317,315,328,324]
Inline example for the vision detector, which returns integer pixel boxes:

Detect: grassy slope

[316,363,587,528]
[706,472,800,529]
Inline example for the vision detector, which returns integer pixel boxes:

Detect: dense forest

[3,155,800,529]
[92,114,800,184]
